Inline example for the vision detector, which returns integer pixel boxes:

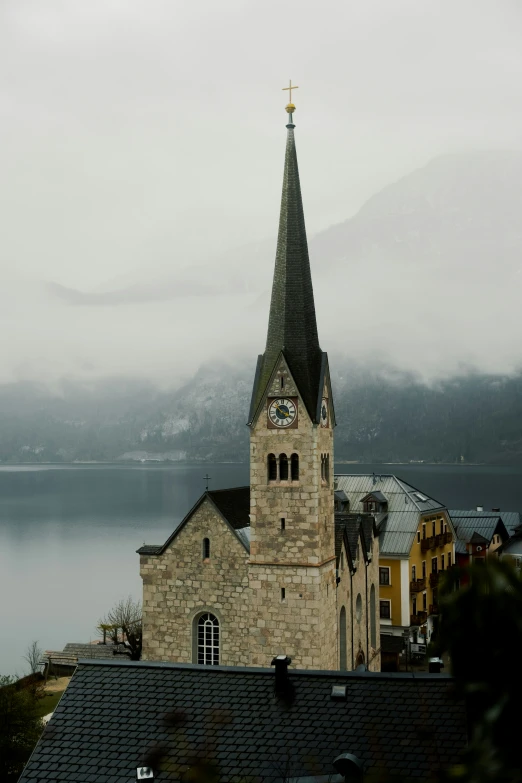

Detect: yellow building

[334,474,456,654]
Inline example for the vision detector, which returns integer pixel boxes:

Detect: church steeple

[249,100,323,423]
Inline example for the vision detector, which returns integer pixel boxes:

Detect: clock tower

[247,97,337,669]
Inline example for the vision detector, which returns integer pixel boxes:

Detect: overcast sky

[1,0,522,384]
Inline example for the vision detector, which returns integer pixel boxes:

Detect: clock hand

[275,404,290,417]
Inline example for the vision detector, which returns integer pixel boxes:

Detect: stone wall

[336,530,381,672]
[140,498,251,665]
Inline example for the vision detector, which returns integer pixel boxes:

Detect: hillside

[1,364,522,465]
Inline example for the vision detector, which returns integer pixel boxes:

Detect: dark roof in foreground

[20,659,467,783]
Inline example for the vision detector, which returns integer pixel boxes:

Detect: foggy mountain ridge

[45,150,522,306]
[2,361,522,465]
[4,149,522,387]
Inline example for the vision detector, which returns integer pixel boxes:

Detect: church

[138,95,380,672]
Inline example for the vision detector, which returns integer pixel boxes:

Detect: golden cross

[282,79,299,104]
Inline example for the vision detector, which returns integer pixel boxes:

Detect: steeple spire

[248,96,324,423]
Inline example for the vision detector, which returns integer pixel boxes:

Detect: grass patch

[34,690,64,719]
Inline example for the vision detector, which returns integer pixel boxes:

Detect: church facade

[138,104,380,672]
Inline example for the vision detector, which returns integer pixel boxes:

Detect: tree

[437,559,522,783]
[23,641,43,676]
[0,675,43,780]
[98,596,142,660]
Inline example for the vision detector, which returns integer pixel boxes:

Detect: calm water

[1,461,521,675]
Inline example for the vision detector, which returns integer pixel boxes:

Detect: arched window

[325,454,330,484]
[202,538,210,560]
[196,612,220,665]
[279,453,288,481]
[370,584,376,648]
[267,453,277,482]
[320,454,325,481]
[291,453,299,481]
[355,593,363,623]
[339,606,347,670]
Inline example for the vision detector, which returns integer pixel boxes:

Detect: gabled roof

[449,509,520,535]
[335,474,448,557]
[361,490,387,503]
[249,120,324,424]
[19,659,467,782]
[137,487,251,556]
[334,514,376,569]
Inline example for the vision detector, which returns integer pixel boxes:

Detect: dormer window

[361,491,388,514]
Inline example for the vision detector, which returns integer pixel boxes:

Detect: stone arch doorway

[355,649,365,668]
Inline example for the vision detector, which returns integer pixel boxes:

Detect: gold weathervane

[282,79,298,114]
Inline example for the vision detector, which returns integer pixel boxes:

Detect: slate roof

[137,487,250,556]
[334,514,375,568]
[249,121,325,424]
[335,474,449,557]
[20,659,467,783]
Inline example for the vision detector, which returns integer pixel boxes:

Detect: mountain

[1,363,522,465]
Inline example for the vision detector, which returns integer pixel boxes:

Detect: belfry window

[325,454,330,484]
[280,375,285,389]
[279,453,289,481]
[267,453,277,482]
[203,538,210,560]
[196,613,220,665]
[291,453,299,481]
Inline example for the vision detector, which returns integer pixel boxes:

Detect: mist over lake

[1,461,521,676]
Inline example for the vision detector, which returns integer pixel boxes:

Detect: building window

[412,565,416,581]
[417,531,421,544]
[197,613,219,665]
[279,453,289,481]
[203,538,210,560]
[356,594,363,622]
[422,561,426,578]
[280,517,285,531]
[448,552,452,568]
[422,593,427,611]
[440,520,444,535]
[441,554,445,571]
[422,524,426,540]
[379,600,391,620]
[291,453,299,481]
[280,375,284,389]
[379,567,390,585]
[412,596,417,615]
[267,453,277,482]
[431,557,438,574]
[325,454,330,484]
[432,521,436,537]
[339,606,347,670]
[281,588,286,602]
[370,585,377,648]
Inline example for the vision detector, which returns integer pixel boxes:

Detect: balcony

[410,578,426,593]
[429,603,439,615]
[444,531,453,544]
[429,572,439,587]
[420,536,436,553]
[435,533,444,547]
[410,611,428,626]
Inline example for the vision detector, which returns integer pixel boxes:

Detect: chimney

[333,753,364,781]
[492,508,500,512]
[476,505,484,512]
[271,655,294,706]
[271,654,291,688]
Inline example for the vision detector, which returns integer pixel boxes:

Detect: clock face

[268,397,297,428]
[320,398,329,427]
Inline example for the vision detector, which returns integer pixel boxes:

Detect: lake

[2,461,522,675]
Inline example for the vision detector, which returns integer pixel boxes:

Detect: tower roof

[249,117,324,423]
